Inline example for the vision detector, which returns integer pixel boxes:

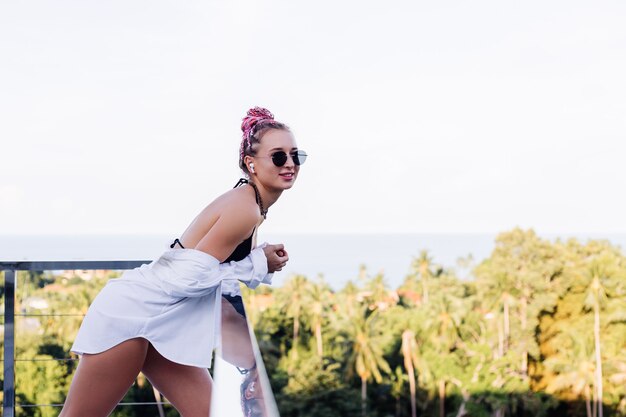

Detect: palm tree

[475,265,515,356]
[401,329,418,417]
[344,307,391,417]
[544,331,596,417]
[408,250,437,305]
[307,278,332,358]
[279,274,310,358]
[364,273,396,311]
[337,279,360,319]
[583,252,624,417]
[422,274,467,417]
[153,387,166,417]
[475,228,560,379]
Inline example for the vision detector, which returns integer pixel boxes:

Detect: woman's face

[250,129,301,190]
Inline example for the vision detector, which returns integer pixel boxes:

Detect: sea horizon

[1,232,625,290]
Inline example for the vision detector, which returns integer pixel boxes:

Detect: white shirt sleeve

[147,243,273,298]
[220,242,275,296]
[220,242,274,289]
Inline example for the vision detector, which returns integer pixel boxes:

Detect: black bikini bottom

[222,294,246,318]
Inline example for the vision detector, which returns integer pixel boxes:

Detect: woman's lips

[279,172,294,180]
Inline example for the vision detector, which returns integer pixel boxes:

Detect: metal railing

[1,260,150,417]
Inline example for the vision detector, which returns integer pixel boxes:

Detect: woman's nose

[284,154,296,167]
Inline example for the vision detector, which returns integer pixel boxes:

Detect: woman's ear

[243,155,253,171]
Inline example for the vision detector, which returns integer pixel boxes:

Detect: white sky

[1,0,625,235]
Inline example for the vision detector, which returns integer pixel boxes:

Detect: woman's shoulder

[212,184,262,221]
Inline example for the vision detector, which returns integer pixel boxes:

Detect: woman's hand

[263,244,289,272]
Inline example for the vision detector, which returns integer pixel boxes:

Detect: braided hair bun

[241,107,275,140]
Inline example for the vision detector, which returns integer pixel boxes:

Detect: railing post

[3,268,16,417]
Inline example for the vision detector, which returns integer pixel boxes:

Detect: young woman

[59,107,307,417]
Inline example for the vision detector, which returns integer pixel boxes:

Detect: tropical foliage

[1,228,625,417]
[245,229,626,417]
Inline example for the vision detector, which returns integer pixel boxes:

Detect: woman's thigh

[60,337,149,417]
[141,343,212,417]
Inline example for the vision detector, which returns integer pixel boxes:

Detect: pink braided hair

[239,107,275,162]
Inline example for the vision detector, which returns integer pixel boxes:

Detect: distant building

[23,296,49,310]
[397,289,422,305]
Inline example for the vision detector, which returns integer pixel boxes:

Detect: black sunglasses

[266,150,308,167]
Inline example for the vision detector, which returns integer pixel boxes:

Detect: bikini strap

[170,238,185,249]
[234,178,249,188]
[233,177,267,219]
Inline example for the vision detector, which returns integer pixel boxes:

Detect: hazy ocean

[1,233,624,290]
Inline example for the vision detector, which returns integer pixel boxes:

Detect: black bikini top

[170,178,264,263]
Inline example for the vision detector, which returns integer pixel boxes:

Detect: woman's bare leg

[141,343,212,417]
[59,338,149,417]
